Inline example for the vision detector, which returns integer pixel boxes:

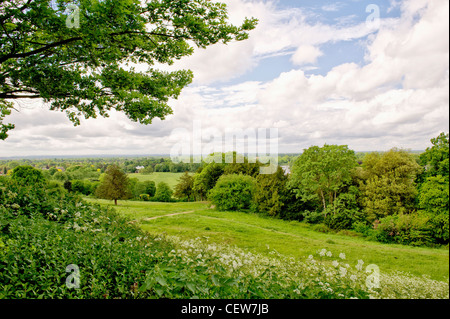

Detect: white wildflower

[339,253,346,260]
[356,259,364,271]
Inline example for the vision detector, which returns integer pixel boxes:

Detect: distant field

[127,172,188,189]
[87,198,449,281]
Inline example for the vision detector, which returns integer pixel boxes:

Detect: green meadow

[87,198,449,281]
[127,172,187,190]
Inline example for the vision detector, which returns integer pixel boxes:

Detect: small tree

[174,172,195,202]
[289,144,358,214]
[95,165,131,205]
[143,180,156,197]
[193,162,224,200]
[252,166,287,217]
[154,182,173,202]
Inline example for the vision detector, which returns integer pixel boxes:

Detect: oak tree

[0,0,257,139]
[95,164,130,205]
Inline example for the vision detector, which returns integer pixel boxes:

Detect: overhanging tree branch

[0,31,192,64]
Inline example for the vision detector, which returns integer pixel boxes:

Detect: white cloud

[321,3,345,12]
[291,45,323,65]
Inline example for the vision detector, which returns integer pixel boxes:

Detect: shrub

[154,182,173,202]
[132,180,156,199]
[352,221,375,238]
[373,213,432,246]
[302,210,325,224]
[11,165,46,187]
[251,166,286,217]
[139,194,151,201]
[46,181,66,197]
[324,209,360,230]
[278,185,321,221]
[418,176,449,215]
[208,174,256,211]
[423,211,449,245]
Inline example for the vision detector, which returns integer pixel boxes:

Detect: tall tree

[193,162,224,200]
[174,171,194,202]
[419,132,449,181]
[0,0,257,139]
[252,165,287,217]
[154,181,173,202]
[288,144,358,214]
[95,164,130,205]
[358,148,422,222]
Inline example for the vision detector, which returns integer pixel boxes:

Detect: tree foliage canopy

[358,149,422,221]
[419,132,449,180]
[174,171,194,201]
[252,165,287,217]
[208,173,256,211]
[154,181,173,202]
[0,0,257,139]
[10,165,46,186]
[289,144,358,212]
[95,164,130,205]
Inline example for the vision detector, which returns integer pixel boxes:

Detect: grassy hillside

[87,199,449,281]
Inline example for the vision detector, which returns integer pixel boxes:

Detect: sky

[0,0,449,158]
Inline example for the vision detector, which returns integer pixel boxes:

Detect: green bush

[139,194,151,201]
[418,176,449,215]
[11,165,46,186]
[373,213,432,246]
[352,221,375,238]
[302,210,325,224]
[324,209,357,230]
[424,211,449,245]
[154,182,173,202]
[251,166,286,217]
[208,174,256,211]
[324,208,365,231]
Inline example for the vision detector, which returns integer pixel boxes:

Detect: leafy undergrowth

[0,186,448,299]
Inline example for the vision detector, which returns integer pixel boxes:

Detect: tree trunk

[333,191,337,215]
[320,189,326,215]
[114,198,118,205]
